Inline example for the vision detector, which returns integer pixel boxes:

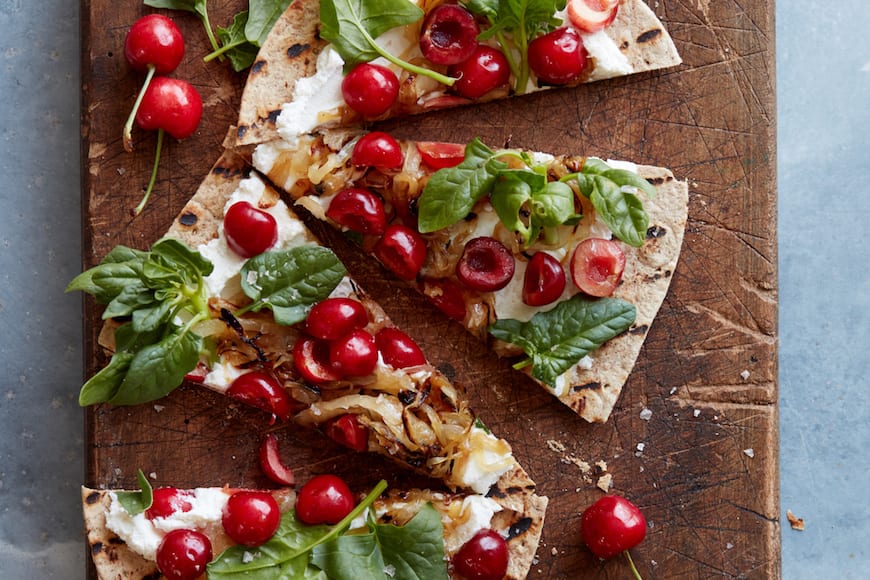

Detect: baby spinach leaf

[115,469,153,516]
[144,0,205,14]
[78,352,134,406]
[216,11,259,72]
[417,138,503,233]
[491,173,533,241]
[239,246,347,325]
[247,0,293,46]
[489,295,636,386]
[66,246,147,304]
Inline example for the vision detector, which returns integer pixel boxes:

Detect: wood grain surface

[80,1,779,578]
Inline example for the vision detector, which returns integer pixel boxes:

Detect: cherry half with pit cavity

[570,238,626,297]
[456,237,516,292]
[226,371,293,422]
[326,187,388,236]
[419,3,480,65]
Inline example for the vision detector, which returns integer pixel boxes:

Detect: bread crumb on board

[786,510,805,531]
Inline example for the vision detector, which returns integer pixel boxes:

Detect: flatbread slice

[75,150,547,579]
[250,130,688,421]
[234,0,681,147]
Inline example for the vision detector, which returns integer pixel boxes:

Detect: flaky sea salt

[640,408,653,421]
[744,448,755,458]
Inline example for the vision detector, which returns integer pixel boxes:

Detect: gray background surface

[0,0,866,577]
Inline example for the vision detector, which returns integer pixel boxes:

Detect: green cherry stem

[132,128,164,217]
[122,65,156,153]
[624,550,643,580]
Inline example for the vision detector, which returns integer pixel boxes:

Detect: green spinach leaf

[115,469,154,516]
[489,295,636,386]
[238,246,347,325]
[215,10,260,71]
[247,0,294,46]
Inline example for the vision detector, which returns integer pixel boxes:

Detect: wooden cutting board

[80,1,778,578]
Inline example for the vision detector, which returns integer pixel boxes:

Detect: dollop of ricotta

[443,495,504,554]
[277,47,346,147]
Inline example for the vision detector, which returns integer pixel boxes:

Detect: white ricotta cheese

[454,426,515,494]
[443,495,504,554]
[202,359,248,393]
[277,47,346,147]
[105,487,230,561]
[580,29,633,81]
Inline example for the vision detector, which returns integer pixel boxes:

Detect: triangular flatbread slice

[75,150,547,579]
[249,130,688,421]
[234,0,681,146]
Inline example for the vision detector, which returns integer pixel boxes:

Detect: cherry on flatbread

[523,251,567,306]
[375,327,427,369]
[452,529,510,580]
[146,487,193,520]
[567,0,620,33]
[223,201,278,258]
[341,63,399,117]
[306,297,369,341]
[419,3,480,65]
[226,371,293,422]
[329,329,379,377]
[416,141,466,169]
[374,224,427,280]
[456,236,516,292]
[448,44,511,99]
[293,335,342,384]
[221,491,281,547]
[528,27,588,85]
[295,475,356,525]
[326,187,388,236]
[324,414,370,452]
[156,529,212,580]
[122,14,184,152]
[570,238,626,297]
[351,131,404,169]
[421,277,468,321]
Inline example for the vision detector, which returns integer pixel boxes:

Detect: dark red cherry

[326,187,387,236]
[452,529,509,580]
[455,237,515,292]
[419,4,480,65]
[146,488,193,520]
[375,327,426,369]
[305,298,369,341]
[448,45,510,99]
[329,329,378,377]
[341,63,399,117]
[528,27,588,85]
[421,277,467,321]
[324,414,369,452]
[374,224,427,281]
[156,529,212,580]
[293,335,341,384]
[295,475,355,525]
[224,201,279,258]
[522,252,566,306]
[226,371,292,422]
[351,132,404,169]
[125,14,185,74]
[221,491,281,547]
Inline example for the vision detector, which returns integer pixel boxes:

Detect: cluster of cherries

[340,0,620,117]
[123,14,203,215]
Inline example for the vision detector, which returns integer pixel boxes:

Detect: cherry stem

[122,65,156,153]
[624,550,643,580]
[132,128,164,216]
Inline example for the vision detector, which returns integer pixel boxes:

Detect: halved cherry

[295,474,355,525]
[456,237,516,292]
[156,529,212,580]
[421,277,467,321]
[330,329,378,377]
[375,327,427,369]
[305,297,369,341]
[452,529,509,580]
[567,0,620,33]
[326,187,388,236]
[374,224,427,281]
[528,27,588,85]
[448,44,511,99]
[221,491,281,547]
[259,433,295,486]
[570,238,626,297]
[146,488,193,520]
[341,63,399,117]
[224,201,279,258]
[226,371,292,422]
[522,252,567,306]
[419,4,480,65]
[416,141,466,169]
[351,131,404,169]
[324,414,369,452]
[293,335,341,384]
[183,362,208,384]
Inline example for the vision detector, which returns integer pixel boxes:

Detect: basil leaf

[209,513,331,578]
[240,247,347,325]
[216,11,260,72]
[418,138,501,233]
[489,295,636,386]
[602,168,658,198]
[320,0,423,70]
[247,0,293,46]
[109,327,202,405]
[588,175,648,248]
[78,352,134,406]
[115,469,153,516]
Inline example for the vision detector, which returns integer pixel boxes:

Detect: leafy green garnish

[115,469,154,516]
[489,295,636,387]
[319,0,455,85]
[67,239,346,406]
[145,0,292,71]
[466,0,566,94]
[236,246,347,325]
[490,170,580,245]
[208,480,446,579]
[563,159,658,248]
